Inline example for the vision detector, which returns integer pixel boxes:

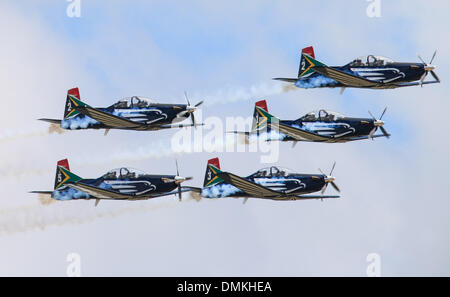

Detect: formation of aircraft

[232,100,390,145]
[274,46,440,93]
[31,159,192,206]
[186,158,340,204]
[33,46,439,204]
[40,88,203,135]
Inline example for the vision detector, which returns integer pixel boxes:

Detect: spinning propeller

[161,160,193,201]
[418,50,440,87]
[368,107,390,139]
[318,162,340,197]
[184,91,204,128]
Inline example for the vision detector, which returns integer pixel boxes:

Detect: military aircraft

[231,100,390,145]
[40,88,204,135]
[188,158,340,204]
[31,159,193,206]
[274,46,440,93]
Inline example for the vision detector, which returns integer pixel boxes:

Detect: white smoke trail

[0,196,196,235]
[0,128,47,144]
[0,123,65,144]
[197,81,296,107]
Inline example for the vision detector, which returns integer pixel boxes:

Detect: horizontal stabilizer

[159,123,205,129]
[273,78,298,83]
[39,118,62,124]
[182,186,202,193]
[29,191,53,195]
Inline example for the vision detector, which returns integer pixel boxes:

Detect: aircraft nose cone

[374,120,385,127]
[174,176,186,184]
[174,176,193,184]
[324,176,335,183]
[187,107,197,113]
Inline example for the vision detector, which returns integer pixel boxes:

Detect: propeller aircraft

[188,158,340,204]
[40,88,204,135]
[274,46,440,93]
[232,100,390,145]
[31,159,193,206]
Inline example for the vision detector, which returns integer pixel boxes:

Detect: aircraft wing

[227,131,251,136]
[157,123,205,130]
[182,186,202,193]
[145,188,193,199]
[217,172,282,198]
[74,106,145,129]
[345,134,389,141]
[269,122,332,142]
[292,195,340,200]
[312,66,381,87]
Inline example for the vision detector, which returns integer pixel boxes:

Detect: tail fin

[54,159,82,190]
[298,46,326,79]
[251,100,278,133]
[203,158,224,187]
[63,87,90,119]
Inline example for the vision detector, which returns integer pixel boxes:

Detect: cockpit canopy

[301,109,345,121]
[112,96,156,109]
[251,166,295,178]
[103,167,148,180]
[348,55,394,67]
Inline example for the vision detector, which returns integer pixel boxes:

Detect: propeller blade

[175,159,179,176]
[430,50,437,64]
[321,184,327,195]
[184,91,191,106]
[368,110,376,120]
[330,181,341,193]
[329,161,336,176]
[194,100,204,107]
[379,107,387,120]
[418,54,426,64]
[177,185,182,202]
[430,70,440,83]
[191,112,196,128]
[369,127,377,140]
[380,126,390,139]
[318,168,325,176]
[419,72,427,87]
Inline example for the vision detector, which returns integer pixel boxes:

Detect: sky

[0,0,449,276]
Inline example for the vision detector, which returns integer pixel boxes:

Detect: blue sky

[0,0,449,276]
